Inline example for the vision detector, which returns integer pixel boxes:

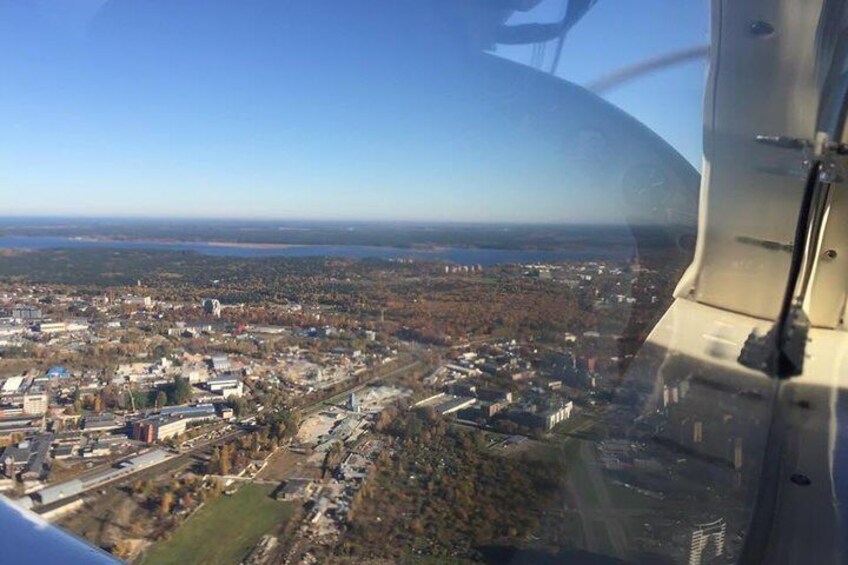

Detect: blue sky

[0,0,708,223]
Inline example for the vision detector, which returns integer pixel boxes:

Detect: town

[0,248,740,564]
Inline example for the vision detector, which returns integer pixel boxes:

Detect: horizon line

[0,213,644,228]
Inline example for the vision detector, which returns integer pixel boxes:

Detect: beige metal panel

[651,298,848,387]
[800,1,848,329]
[804,189,848,328]
[647,297,772,376]
[676,0,823,320]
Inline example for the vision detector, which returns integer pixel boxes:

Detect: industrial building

[434,395,476,416]
[1,434,52,480]
[505,401,574,431]
[82,414,124,433]
[123,296,152,308]
[209,355,231,372]
[35,322,67,334]
[413,392,476,416]
[22,392,48,416]
[207,375,243,398]
[477,388,513,403]
[160,403,217,421]
[0,415,44,442]
[1,376,25,394]
[33,449,171,506]
[132,416,187,443]
[11,305,42,321]
[52,445,76,460]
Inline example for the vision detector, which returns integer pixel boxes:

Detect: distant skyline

[0,1,708,223]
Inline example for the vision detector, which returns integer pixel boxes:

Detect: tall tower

[688,518,726,565]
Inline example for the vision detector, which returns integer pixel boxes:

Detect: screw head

[790,473,811,486]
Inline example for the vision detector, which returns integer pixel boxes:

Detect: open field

[142,484,295,565]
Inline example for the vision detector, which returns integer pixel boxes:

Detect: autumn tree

[208,447,222,474]
[167,376,192,405]
[159,491,174,516]
[218,444,232,475]
[112,539,134,560]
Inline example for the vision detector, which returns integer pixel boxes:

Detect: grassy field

[142,484,295,565]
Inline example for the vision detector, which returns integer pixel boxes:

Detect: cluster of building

[522,260,658,306]
[287,386,411,546]
[415,388,573,432]
[443,264,483,274]
[417,341,584,433]
[131,403,224,443]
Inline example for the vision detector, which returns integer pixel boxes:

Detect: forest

[333,408,568,562]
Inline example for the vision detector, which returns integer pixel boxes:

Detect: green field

[142,484,295,565]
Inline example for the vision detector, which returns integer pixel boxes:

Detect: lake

[0,236,630,266]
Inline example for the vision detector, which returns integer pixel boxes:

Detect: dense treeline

[207,409,301,476]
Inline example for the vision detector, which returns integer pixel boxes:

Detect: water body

[0,236,630,266]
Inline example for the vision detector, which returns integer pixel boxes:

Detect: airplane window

[1,1,844,564]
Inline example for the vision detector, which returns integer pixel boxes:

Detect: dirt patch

[257,449,322,482]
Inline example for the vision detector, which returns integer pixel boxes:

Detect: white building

[124,296,152,308]
[202,298,222,318]
[689,518,726,565]
[35,322,67,334]
[207,375,243,398]
[22,392,48,416]
[541,401,574,429]
[1,376,25,394]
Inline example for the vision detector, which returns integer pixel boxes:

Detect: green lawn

[142,484,295,565]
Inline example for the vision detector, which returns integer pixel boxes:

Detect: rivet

[750,21,775,37]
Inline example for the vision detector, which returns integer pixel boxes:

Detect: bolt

[824,249,838,261]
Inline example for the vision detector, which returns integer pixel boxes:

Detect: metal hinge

[738,303,809,376]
